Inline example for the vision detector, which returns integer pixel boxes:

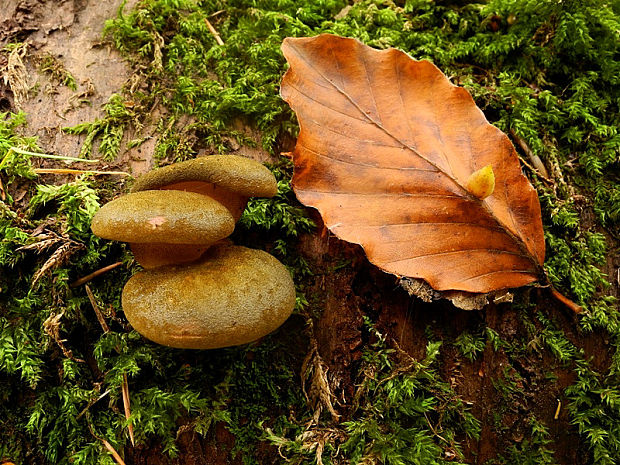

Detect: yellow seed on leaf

[466,165,495,199]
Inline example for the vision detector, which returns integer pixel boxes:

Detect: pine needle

[76,389,111,420]
[550,287,583,314]
[87,419,127,465]
[509,129,552,181]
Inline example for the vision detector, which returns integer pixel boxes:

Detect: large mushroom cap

[131,155,278,198]
[121,244,296,349]
[91,190,235,244]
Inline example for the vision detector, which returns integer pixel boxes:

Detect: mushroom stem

[130,242,210,269]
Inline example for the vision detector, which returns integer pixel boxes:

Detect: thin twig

[509,129,552,180]
[100,438,127,465]
[204,18,225,46]
[0,176,5,201]
[87,420,127,465]
[33,168,131,176]
[550,287,582,314]
[71,261,123,287]
[424,412,449,444]
[76,389,111,420]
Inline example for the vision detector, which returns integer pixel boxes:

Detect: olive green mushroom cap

[91,190,234,244]
[131,155,278,197]
[121,244,296,349]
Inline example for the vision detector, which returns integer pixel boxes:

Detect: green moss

[266,320,481,464]
[63,94,138,160]
[454,328,487,362]
[37,52,78,91]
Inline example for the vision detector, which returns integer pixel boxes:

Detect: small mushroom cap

[131,155,278,198]
[91,190,234,244]
[122,244,296,349]
[160,181,249,222]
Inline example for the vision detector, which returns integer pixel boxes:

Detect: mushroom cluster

[91,155,296,349]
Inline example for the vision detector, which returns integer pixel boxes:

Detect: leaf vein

[299,143,438,172]
[382,248,530,265]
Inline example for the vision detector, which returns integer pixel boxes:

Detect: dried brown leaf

[281,35,546,294]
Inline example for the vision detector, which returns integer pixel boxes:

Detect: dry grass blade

[85,284,110,333]
[100,437,127,465]
[33,168,131,176]
[9,147,100,164]
[71,261,123,287]
[204,18,225,46]
[122,373,135,446]
[76,388,111,420]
